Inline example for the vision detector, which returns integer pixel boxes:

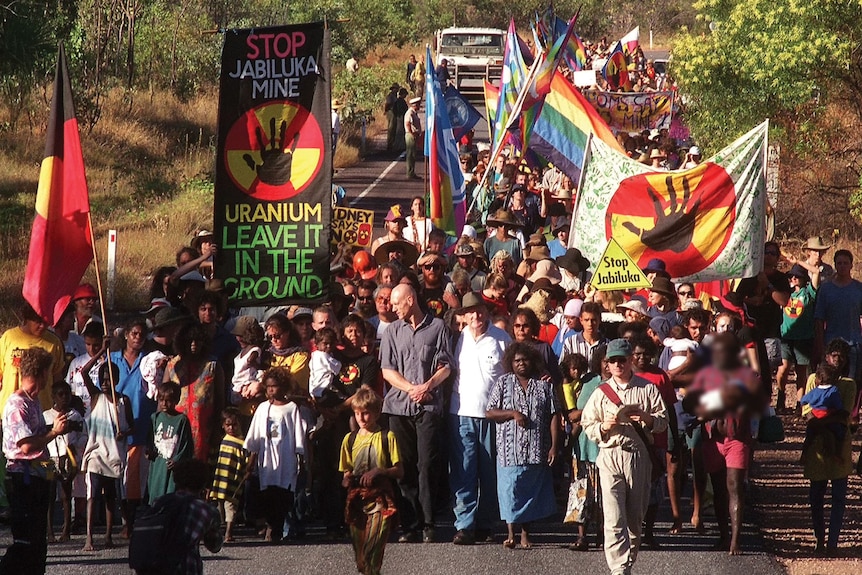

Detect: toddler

[209,407,248,542]
[308,327,345,408]
[801,364,847,462]
[663,325,699,371]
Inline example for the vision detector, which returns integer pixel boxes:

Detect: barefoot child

[339,388,402,575]
[147,382,193,500]
[80,345,133,551]
[44,382,88,543]
[209,407,248,542]
[244,368,307,544]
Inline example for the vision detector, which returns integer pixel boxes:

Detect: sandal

[568,537,589,551]
[503,539,516,549]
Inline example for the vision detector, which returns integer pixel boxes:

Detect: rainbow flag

[483,80,499,141]
[23,45,93,325]
[530,71,624,182]
[491,20,532,159]
[553,17,587,71]
[602,42,631,91]
[424,47,465,237]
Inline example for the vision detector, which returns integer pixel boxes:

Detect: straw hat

[331,98,345,109]
[486,209,523,229]
[618,299,649,318]
[649,148,666,160]
[805,236,830,251]
[373,239,419,266]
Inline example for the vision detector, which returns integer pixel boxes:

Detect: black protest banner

[214,23,331,306]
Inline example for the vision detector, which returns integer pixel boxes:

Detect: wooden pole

[86,213,120,424]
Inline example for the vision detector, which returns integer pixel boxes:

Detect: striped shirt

[209,434,246,503]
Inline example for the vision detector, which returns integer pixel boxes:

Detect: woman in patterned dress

[486,342,562,549]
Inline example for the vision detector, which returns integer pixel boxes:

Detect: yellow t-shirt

[339,429,400,476]
[0,328,65,411]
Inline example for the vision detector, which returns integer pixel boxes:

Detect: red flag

[23,45,93,325]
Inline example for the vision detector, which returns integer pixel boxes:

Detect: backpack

[128,494,191,574]
[346,429,396,489]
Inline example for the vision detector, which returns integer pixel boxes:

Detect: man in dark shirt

[381,284,452,543]
[435,58,451,86]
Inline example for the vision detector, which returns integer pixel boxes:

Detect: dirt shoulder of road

[750,414,862,574]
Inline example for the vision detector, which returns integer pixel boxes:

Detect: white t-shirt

[65,353,101,417]
[450,324,511,418]
[245,401,307,490]
[403,217,435,253]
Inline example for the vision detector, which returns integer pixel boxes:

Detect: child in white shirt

[230,317,265,405]
[663,325,699,372]
[308,327,343,406]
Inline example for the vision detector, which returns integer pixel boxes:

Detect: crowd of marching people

[0,163,857,574]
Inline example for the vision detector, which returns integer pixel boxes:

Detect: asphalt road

[27,513,783,575]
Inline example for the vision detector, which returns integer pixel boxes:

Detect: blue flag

[443,86,483,141]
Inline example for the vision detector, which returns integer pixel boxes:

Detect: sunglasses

[357,296,373,302]
[423,264,443,271]
[607,357,628,364]
[677,290,693,297]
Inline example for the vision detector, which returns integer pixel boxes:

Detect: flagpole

[86,213,120,422]
[568,132,593,249]
[470,54,544,214]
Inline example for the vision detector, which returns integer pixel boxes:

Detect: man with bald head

[381,284,453,543]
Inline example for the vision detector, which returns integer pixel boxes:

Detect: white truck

[435,27,505,90]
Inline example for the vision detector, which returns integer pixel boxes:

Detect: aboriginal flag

[23,45,93,325]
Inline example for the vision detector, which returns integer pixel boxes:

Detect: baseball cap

[606,339,633,360]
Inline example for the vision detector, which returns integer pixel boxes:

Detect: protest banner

[589,238,651,290]
[331,207,374,248]
[573,121,768,282]
[213,23,332,306]
[583,90,674,132]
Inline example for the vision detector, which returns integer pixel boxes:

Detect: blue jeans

[810,477,848,548]
[448,414,498,532]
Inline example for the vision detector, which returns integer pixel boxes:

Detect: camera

[66,418,84,433]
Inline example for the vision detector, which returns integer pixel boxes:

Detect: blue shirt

[801,385,844,413]
[814,280,862,344]
[548,238,567,260]
[112,350,156,446]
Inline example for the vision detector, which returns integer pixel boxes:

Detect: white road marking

[349,153,405,206]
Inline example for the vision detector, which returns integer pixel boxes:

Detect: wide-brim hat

[531,277,565,302]
[805,236,830,251]
[649,148,666,160]
[552,218,571,236]
[650,276,677,298]
[527,259,562,285]
[556,248,590,275]
[457,292,487,314]
[643,258,668,274]
[618,299,649,317]
[152,307,191,330]
[551,187,572,200]
[788,263,810,282]
[486,209,524,229]
[191,229,214,251]
[332,98,345,108]
[231,316,263,339]
[373,239,419,267]
[525,245,552,263]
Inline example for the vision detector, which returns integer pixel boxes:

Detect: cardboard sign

[589,238,652,290]
[331,207,374,247]
[572,70,598,88]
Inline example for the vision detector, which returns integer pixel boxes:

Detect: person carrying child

[340,388,402,575]
[244,368,307,544]
[80,341,134,551]
[801,364,848,464]
[308,327,344,408]
[43,381,88,543]
[209,407,248,542]
[147,381,194,500]
[230,317,264,406]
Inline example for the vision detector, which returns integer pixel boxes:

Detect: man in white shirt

[404,97,422,179]
[448,293,510,545]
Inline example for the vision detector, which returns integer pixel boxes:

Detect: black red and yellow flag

[23,45,93,325]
